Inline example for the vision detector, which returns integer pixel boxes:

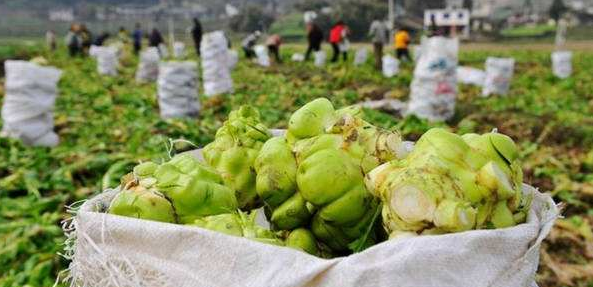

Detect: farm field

[1,42,592,287]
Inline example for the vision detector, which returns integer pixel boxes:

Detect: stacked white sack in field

[411,36,428,62]
[552,51,572,79]
[89,45,118,76]
[1,60,62,146]
[158,43,169,58]
[382,55,400,77]
[354,48,368,66]
[109,42,125,59]
[291,53,305,62]
[173,42,186,58]
[254,45,270,67]
[201,31,234,96]
[314,50,326,67]
[135,47,160,83]
[483,57,515,97]
[227,50,239,70]
[407,36,459,121]
[457,66,486,86]
[157,61,200,119]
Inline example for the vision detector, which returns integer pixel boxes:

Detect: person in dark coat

[241,31,261,59]
[149,28,165,56]
[65,23,81,57]
[191,18,202,56]
[93,32,110,46]
[304,23,323,61]
[132,23,143,55]
[80,24,92,56]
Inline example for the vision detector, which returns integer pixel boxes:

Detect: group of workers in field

[241,20,411,70]
[51,17,411,71]
[56,18,204,58]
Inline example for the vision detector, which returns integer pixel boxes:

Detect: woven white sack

[227,50,239,70]
[382,55,399,78]
[411,45,422,62]
[1,60,61,147]
[158,44,170,58]
[109,42,125,59]
[136,48,161,83]
[551,51,572,79]
[354,48,368,66]
[339,39,350,52]
[482,57,514,97]
[314,50,326,67]
[90,46,118,76]
[457,66,486,86]
[407,36,458,121]
[411,36,427,62]
[157,61,200,119]
[63,179,557,287]
[201,31,234,96]
[254,45,270,67]
[89,45,100,57]
[291,53,305,62]
[304,11,317,23]
[173,42,186,58]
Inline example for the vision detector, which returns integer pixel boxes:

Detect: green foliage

[294,0,330,11]
[269,13,306,41]
[500,24,556,38]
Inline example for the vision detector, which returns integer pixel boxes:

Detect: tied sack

[314,50,326,67]
[158,43,170,58]
[135,47,160,83]
[89,45,118,76]
[173,42,186,58]
[200,31,234,96]
[457,66,486,86]
[411,36,428,62]
[382,55,400,78]
[63,145,558,287]
[551,51,572,79]
[407,36,458,121]
[1,60,61,147]
[483,57,514,97]
[157,61,200,119]
[291,53,305,62]
[227,50,239,70]
[354,48,368,66]
[109,42,125,60]
[254,45,270,67]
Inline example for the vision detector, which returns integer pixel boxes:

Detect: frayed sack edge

[55,189,165,287]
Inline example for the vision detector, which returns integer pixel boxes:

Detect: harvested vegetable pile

[0,44,592,287]
[105,98,535,259]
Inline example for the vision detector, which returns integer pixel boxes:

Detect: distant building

[424,8,471,38]
[49,8,74,22]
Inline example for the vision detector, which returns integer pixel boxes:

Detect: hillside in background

[1,0,593,40]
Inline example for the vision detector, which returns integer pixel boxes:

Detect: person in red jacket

[329,20,349,62]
